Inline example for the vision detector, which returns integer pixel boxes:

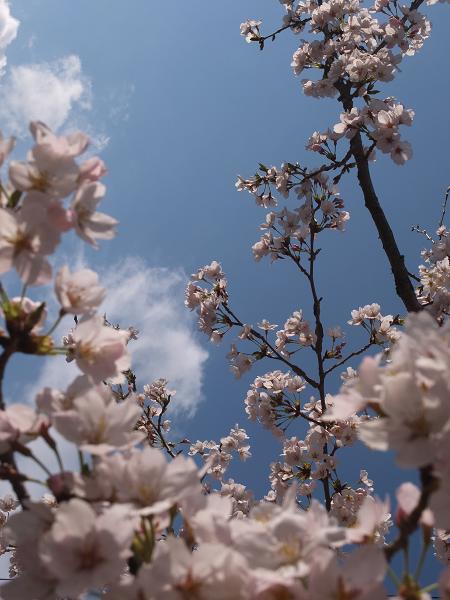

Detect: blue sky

[2,1,450,579]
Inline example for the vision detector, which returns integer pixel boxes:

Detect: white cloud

[0,0,19,74]
[23,255,209,417]
[0,3,120,149]
[0,54,91,135]
[101,257,209,415]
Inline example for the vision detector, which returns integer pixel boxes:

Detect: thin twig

[221,304,319,388]
[324,342,373,376]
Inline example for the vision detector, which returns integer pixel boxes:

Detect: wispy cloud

[0,54,91,136]
[107,82,135,124]
[0,2,126,151]
[0,0,19,75]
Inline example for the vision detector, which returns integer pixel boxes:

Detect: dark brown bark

[336,82,422,314]
[349,131,422,313]
[0,451,30,508]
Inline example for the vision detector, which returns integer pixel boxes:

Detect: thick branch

[0,451,30,508]
[0,345,14,411]
[349,131,421,313]
[334,82,421,313]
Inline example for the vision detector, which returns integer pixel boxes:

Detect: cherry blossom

[0,200,60,285]
[38,375,143,454]
[9,122,87,198]
[83,446,202,515]
[0,403,44,453]
[70,182,118,247]
[40,500,136,597]
[66,314,131,382]
[106,537,248,600]
[55,265,106,315]
[0,0,449,591]
[306,545,387,600]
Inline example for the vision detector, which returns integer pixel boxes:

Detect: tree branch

[324,342,373,376]
[335,82,421,313]
[349,130,421,313]
[0,451,30,508]
[221,304,319,388]
[0,344,30,507]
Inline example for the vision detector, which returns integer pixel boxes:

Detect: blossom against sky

[1,0,450,502]
[0,0,449,592]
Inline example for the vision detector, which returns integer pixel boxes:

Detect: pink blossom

[108,537,248,600]
[9,122,88,198]
[69,314,131,382]
[306,545,387,600]
[395,482,434,529]
[55,265,106,314]
[38,499,137,598]
[30,121,90,157]
[0,200,60,285]
[45,375,143,454]
[2,502,57,600]
[0,404,45,453]
[390,139,413,165]
[88,446,202,514]
[70,182,118,247]
[347,496,392,544]
[79,156,107,183]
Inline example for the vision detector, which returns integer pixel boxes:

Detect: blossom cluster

[309,98,415,165]
[0,122,114,286]
[236,167,350,262]
[0,124,137,460]
[0,0,449,590]
[417,223,450,317]
[327,312,450,529]
[348,302,400,343]
[189,423,252,480]
[6,484,392,600]
[185,260,229,341]
[0,114,449,600]
[242,0,430,115]
[249,379,364,511]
